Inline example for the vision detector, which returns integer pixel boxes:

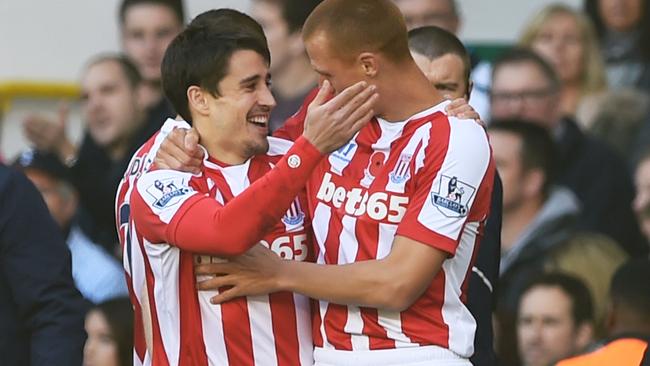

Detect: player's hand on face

[22,102,70,153]
[195,243,284,303]
[155,127,203,174]
[303,80,379,153]
[444,97,486,128]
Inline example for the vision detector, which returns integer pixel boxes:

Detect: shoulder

[134,169,197,207]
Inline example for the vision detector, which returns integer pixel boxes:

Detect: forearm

[277,259,409,311]
[169,136,321,256]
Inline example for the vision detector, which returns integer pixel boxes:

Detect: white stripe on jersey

[377,309,417,348]
[328,132,360,176]
[247,295,279,366]
[219,161,252,196]
[344,306,370,350]
[318,300,334,350]
[313,202,335,350]
[441,221,480,356]
[376,223,397,260]
[199,290,229,365]
[267,136,294,156]
[144,241,181,365]
[385,123,430,194]
[294,293,314,365]
[337,215,358,264]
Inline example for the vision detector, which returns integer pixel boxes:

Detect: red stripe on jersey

[311,298,324,347]
[269,292,301,365]
[178,252,208,365]
[139,233,171,366]
[221,298,255,366]
[401,271,450,348]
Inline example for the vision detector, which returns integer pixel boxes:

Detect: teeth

[248,116,268,124]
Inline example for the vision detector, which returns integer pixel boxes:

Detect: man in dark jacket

[0,164,88,365]
[490,48,647,258]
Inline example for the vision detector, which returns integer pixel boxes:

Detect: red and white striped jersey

[304,101,495,358]
[116,119,314,366]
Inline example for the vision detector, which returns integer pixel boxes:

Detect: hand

[445,97,486,127]
[22,102,72,153]
[303,80,378,153]
[154,127,203,174]
[195,244,284,304]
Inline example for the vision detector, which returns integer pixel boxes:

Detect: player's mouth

[247,113,269,131]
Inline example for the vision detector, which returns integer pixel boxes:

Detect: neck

[106,113,146,161]
[375,61,444,121]
[194,118,249,166]
[141,81,162,109]
[107,140,130,161]
[501,197,543,253]
[273,55,319,99]
[559,82,581,116]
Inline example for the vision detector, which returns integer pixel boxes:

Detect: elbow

[375,281,421,312]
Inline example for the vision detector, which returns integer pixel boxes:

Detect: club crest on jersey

[147,178,191,208]
[331,141,357,163]
[282,198,305,229]
[389,154,412,184]
[431,175,476,217]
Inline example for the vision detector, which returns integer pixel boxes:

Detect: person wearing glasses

[489,48,647,258]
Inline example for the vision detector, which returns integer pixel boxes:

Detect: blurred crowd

[1,0,649,365]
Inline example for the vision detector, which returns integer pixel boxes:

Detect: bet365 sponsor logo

[316,172,409,223]
[195,233,308,265]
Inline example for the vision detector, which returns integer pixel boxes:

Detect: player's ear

[358,52,378,78]
[187,86,210,118]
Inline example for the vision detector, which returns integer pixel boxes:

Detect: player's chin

[245,137,269,156]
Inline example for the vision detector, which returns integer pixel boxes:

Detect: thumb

[311,80,332,107]
[57,101,69,128]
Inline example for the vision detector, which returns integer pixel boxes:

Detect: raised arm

[133,81,378,256]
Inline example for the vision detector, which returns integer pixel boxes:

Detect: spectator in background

[0,164,88,365]
[408,25,503,366]
[517,273,595,366]
[633,150,650,246]
[13,149,128,304]
[490,48,647,257]
[393,0,492,120]
[585,0,650,92]
[544,233,628,335]
[519,4,607,118]
[488,120,604,365]
[119,0,184,109]
[84,297,134,366]
[557,259,650,365]
[578,89,650,169]
[394,0,460,33]
[23,1,184,253]
[250,0,321,132]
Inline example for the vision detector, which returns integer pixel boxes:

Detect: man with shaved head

[195,1,495,365]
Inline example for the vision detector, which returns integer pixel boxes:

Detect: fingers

[196,275,232,291]
[310,80,333,107]
[336,85,377,121]
[342,91,378,128]
[445,98,480,120]
[184,128,202,157]
[158,128,202,173]
[326,81,368,111]
[210,289,239,304]
[195,262,232,276]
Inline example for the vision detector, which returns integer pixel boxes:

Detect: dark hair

[86,53,143,88]
[519,272,595,326]
[408,25,471,83]
[610,259,650,322]
[256,0,323,33]
[189,8,266,43]
[489,119,557,197]
[94,297,134,366]
[303,0,410,63]
[492,48,561,92]
[161,12,270,122]
[584,0,650,61]
[119,0,184,25]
